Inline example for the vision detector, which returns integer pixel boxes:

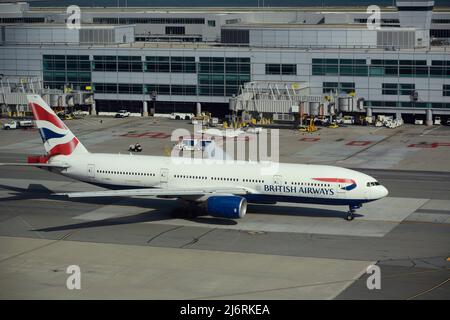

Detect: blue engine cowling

[206,196,247,219]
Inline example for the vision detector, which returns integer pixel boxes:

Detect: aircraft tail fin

[27,94,89,157]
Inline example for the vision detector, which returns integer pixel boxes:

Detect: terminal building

[0,1,449,123]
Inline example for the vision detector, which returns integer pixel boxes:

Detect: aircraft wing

[55,186,253,198]
[0,163,70,169]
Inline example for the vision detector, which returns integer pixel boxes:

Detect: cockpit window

[367,181,380,187]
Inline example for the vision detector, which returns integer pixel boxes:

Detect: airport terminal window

[339,59,368,77]
[94,17,205,24]
[145,84,197,96]
[145,84,170,95]
[93,56,117,72]
[431,29,450,38]
[93,83,118,94]
[265,64,297,75]
[66,55,91,71]
[0,17,45,23]
[43,55,92,91]
[171,85,197,96]
[399,84,415,96]
[145,56,196,73]
[117,84,143,94]
[432,19,450,24]
[281,64,297,75]
[314,58,436,78]
[380,83,415,96]
[165,26,185,35]
[382,83,398,95]
[431,61,450,78]
[118,56,143,72]
[444,85,450,97]
[322,82,355,94]
[312,59,338,76]
[170,57,196,73]
[199,57,250,97]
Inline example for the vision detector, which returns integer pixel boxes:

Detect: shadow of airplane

[0,183,357,234]
[0,183,237,232]
[33,210,236,233]
[247,204,363,219]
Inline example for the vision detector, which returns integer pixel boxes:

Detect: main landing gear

[171,200,204,219]
[346,204,362,221]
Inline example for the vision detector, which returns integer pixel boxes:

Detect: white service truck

[3,120,34,130]
[170,112,195,120]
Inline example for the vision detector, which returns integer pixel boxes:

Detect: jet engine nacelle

[206,196,247,219]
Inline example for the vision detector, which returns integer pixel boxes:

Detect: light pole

[151,91,157,115]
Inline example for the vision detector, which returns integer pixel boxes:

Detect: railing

[2,40,449,52]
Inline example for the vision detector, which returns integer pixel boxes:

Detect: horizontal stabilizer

[0,163,69,169]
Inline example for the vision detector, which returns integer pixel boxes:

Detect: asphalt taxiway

[0,117,449,299]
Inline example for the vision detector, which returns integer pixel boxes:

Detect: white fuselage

[48,153,388,206]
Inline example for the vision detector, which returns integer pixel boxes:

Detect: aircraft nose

[379,185,389,198]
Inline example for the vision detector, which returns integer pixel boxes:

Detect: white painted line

[420,126,440,136]
[73,204,152,221]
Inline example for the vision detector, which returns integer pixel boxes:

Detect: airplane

[0,94,388,221]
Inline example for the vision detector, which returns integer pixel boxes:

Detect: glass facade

[312,59,367,77]
[313,58,450,78]
[145,84,197,96]
[198,57,250,97]
[145,56,196,73]
[41,53,449,109]
[93,17,205,24]
[322,82,355,94]
[444,85,450,97]
[94,83,197,96]
[93,83,117,94]
[265,64,297,75]
[43,55,91,90]
[382,83,415,96]
[93,56,143,72]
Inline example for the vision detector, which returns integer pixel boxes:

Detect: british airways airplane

[1,95,388,221]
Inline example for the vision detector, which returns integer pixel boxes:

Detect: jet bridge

[230,81,325,122]
[229,81,365,122]
[0,77,94,116]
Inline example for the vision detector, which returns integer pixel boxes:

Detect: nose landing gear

[346,204,362,221]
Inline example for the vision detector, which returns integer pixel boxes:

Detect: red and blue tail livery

[27,95,88,157]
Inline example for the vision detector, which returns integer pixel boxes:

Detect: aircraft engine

[206,196,247,219]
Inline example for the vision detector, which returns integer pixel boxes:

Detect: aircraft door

[87,164,95,180]
[160,168,169,187]
[273,175,282,185]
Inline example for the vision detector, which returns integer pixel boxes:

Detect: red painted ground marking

[408,143,438,148]
[121,132,171,139]
[346,141,372,146]
[121,133,145,138]
[146,132,171,139]
[436,142,450,147]
[300,137,320,142]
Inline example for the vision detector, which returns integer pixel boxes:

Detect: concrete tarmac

[0,118,449,299]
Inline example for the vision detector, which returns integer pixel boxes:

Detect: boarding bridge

[229,81,365,121]
[0,77,94,115]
